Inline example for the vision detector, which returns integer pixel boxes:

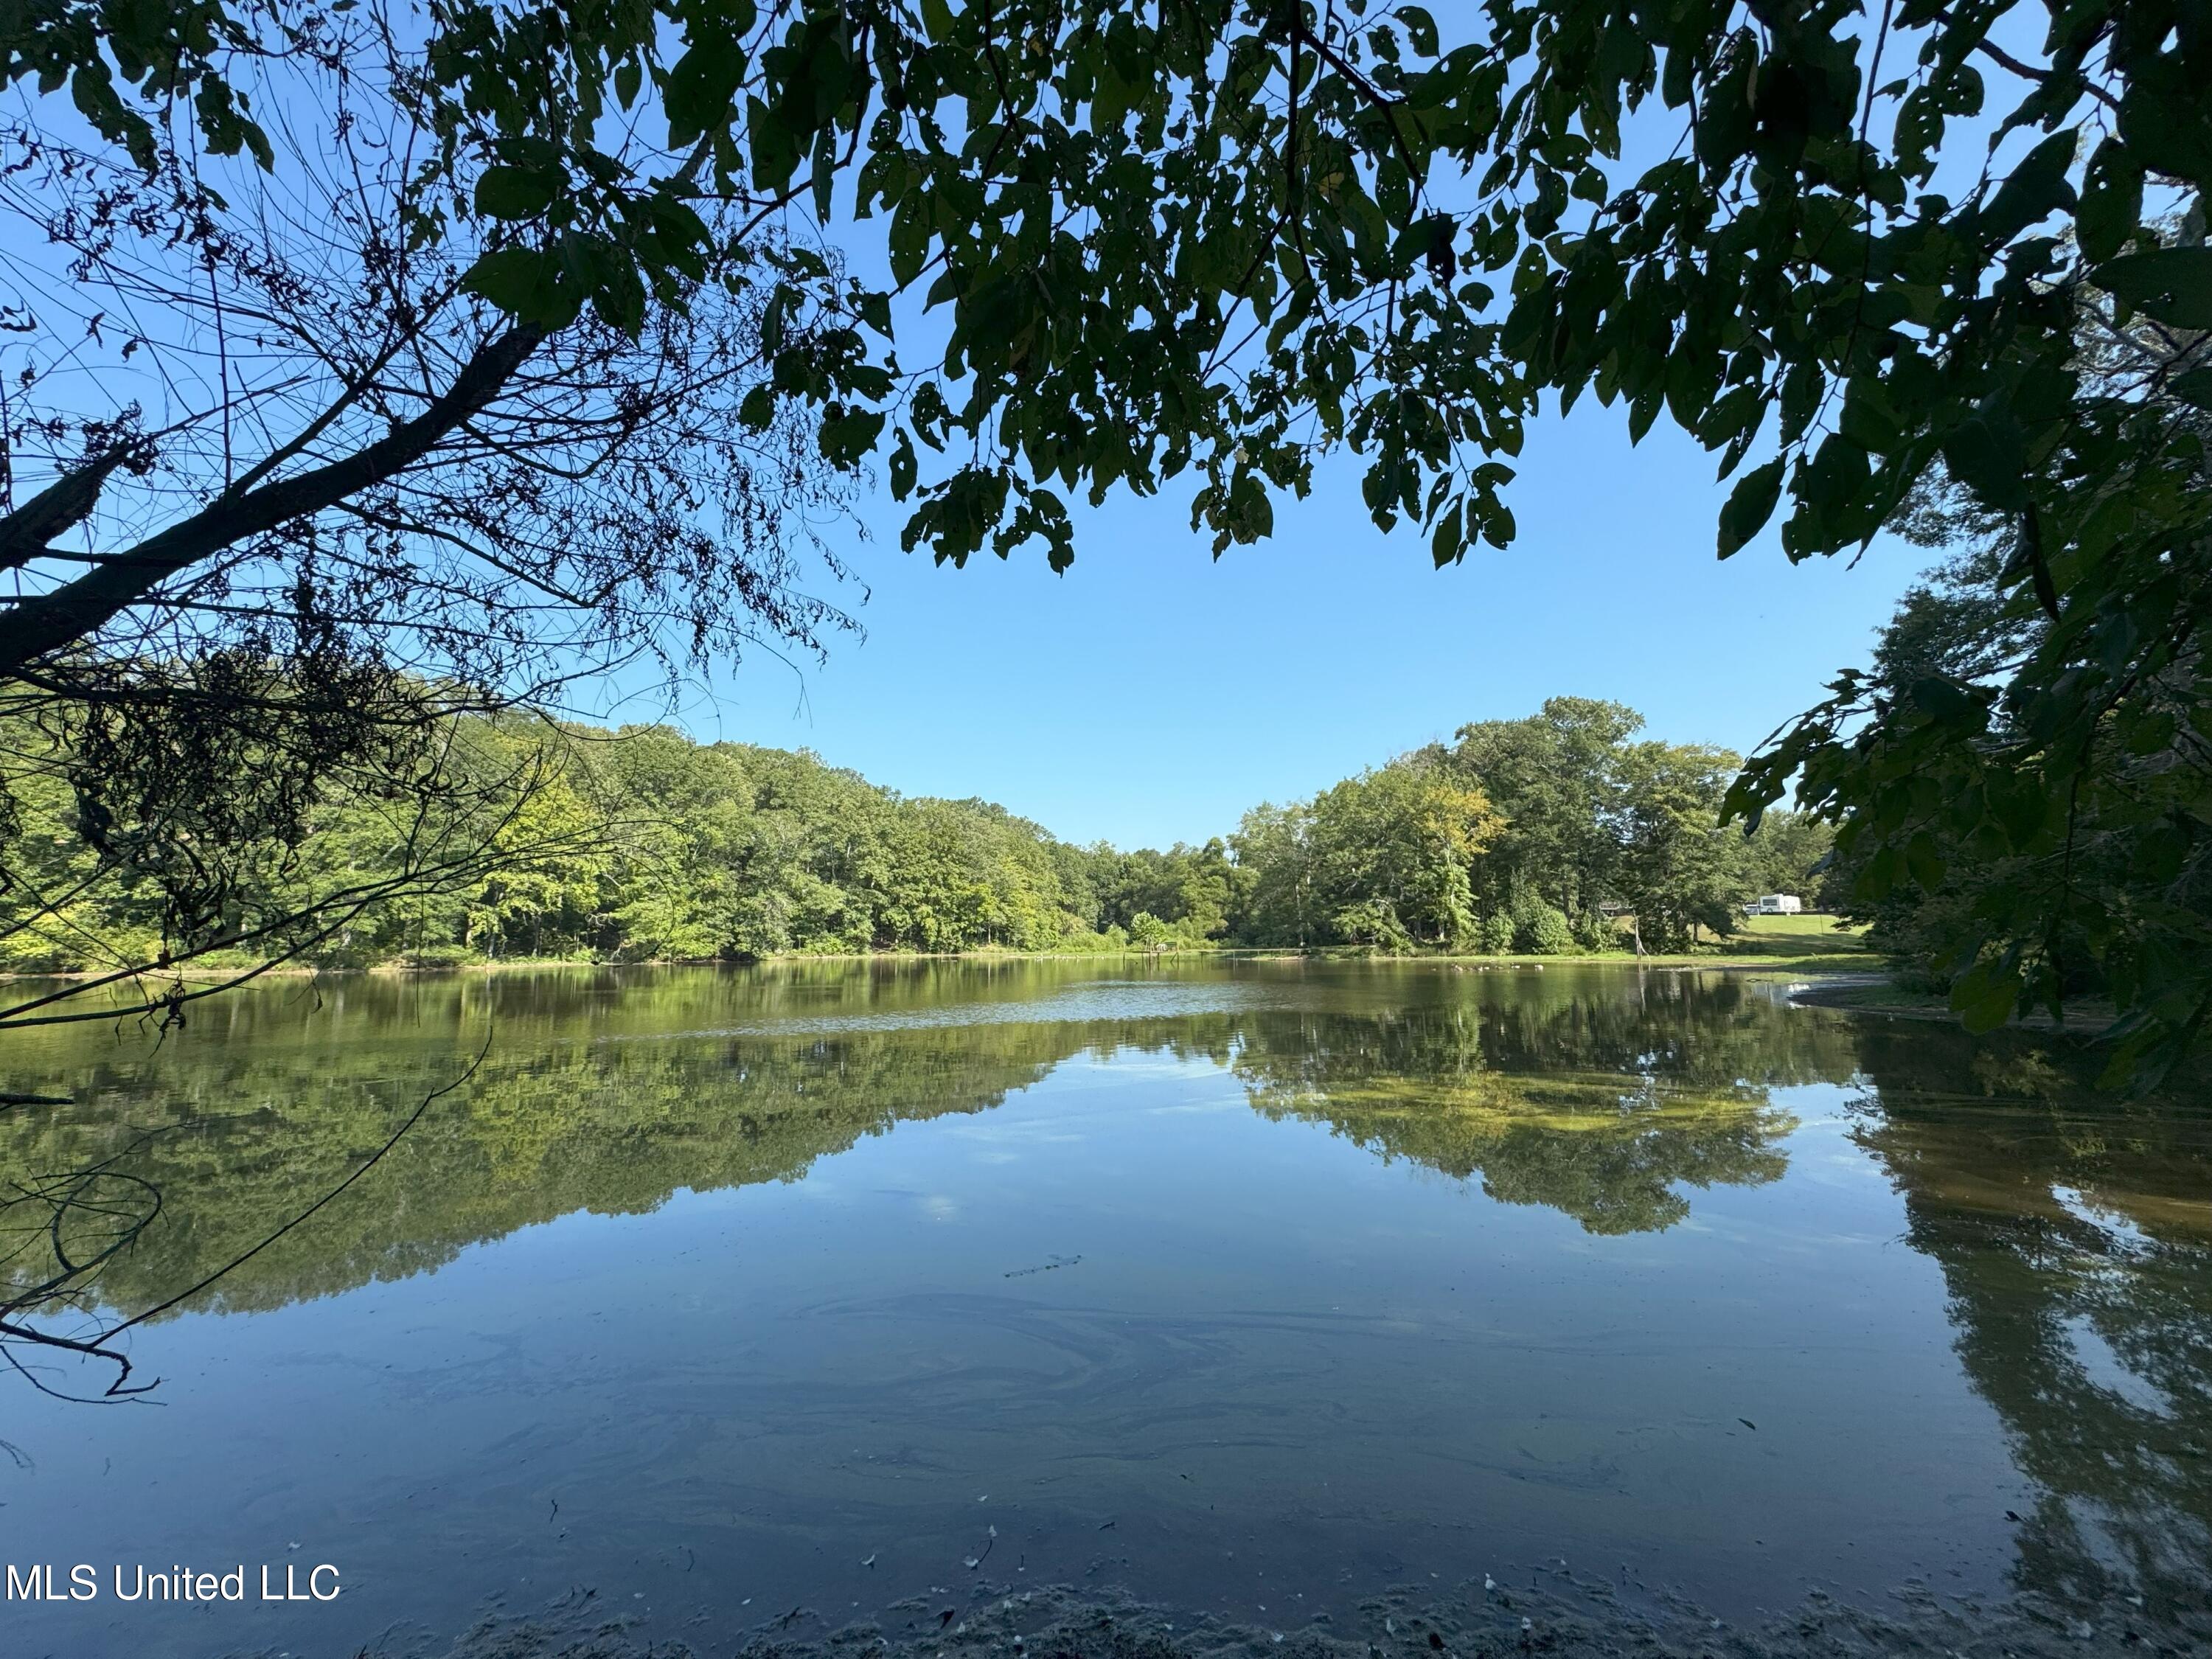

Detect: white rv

[1747,894,1804,916]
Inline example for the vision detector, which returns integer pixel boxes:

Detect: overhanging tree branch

[0,324,543,676]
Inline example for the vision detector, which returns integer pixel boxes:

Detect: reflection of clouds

[1085,1048,1218,1077]
[920,1194,959,1222]
[1778,1110,1895,1187]
[947,1117,1090,1148]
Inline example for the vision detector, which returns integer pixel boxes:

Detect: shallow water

[1,959,2207,1657]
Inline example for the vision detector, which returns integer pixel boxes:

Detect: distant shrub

[1573,910,1618,953]
[1057,925,1127,953]
[1128,912,1173,950]
[1475,911,1517,954]
[1514,901,1575,956]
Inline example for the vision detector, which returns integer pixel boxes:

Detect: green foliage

[1229,698,1792,952]
[1127,911,1172,951]
[1616,740,1756,952]
[1573,909,1620,953]
[1086,841,1237,941]
[1440,698,1644,919]
[1742,810,1838,908]
[0,715,1148,970]
[16,0,2202,591]
[1229,757,1502,950]
[1436,698,1763,953]
[1770,437,2211,1085]
[1512,899,1576,956]
[0,695,1820,977]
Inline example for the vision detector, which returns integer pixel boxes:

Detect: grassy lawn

[1714,913,1871,954]
[1692,912,1883,975]
[1727,913,1857,938]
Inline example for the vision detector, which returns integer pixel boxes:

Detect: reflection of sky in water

[2062,1314,2175,1419]
[2053,1183,2160,1253]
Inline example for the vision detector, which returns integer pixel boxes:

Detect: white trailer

[1747,894,1804,916]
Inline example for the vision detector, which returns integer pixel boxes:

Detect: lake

[2,958,2208,1658]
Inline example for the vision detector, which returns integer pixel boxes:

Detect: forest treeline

[0,697,1828,971]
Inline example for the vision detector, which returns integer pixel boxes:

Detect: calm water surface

[1,959,2207,1657]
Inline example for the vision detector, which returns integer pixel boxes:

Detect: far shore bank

[0,932,1886,986]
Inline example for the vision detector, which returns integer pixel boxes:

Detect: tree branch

[0,444,142,574]
[0,324,544,675]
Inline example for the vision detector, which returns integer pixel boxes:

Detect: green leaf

[820,407,887,467]
[2095,247,2212,330]
[1977,129,2076,248]
[667,40,748,147]
[1430,498,1464,566]
[1716,458,1784,559]
[474,166,560,221]
[2076,138,2143,264]
[1909,676,1981,725]
[1949,961,2020,1034]
[1905,831,1946,893]
[461,246,551,315]
[889,428,917,499]
[1941,417,2028,510]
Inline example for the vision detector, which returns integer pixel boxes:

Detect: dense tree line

[1231,697,1832,954]
[1,716,1103,967]
[0,698,1826,973]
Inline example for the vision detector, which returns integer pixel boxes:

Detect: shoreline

[0,936,1885,987]
[1788,975,2118,1034]
[324,1570,2204,1659]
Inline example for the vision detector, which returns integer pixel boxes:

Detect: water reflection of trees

[1848,1023,2212,1618]
[10,961,2207,1620]
[0,966,1868,1335]
[4,1020,1078,1322]
[1230,973,1856,1232]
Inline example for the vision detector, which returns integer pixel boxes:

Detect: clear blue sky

[589,21,1983,852]
[634,389,1931,852]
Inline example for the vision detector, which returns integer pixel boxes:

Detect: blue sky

[611,9,2065,852]
[641,387,1933,852]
